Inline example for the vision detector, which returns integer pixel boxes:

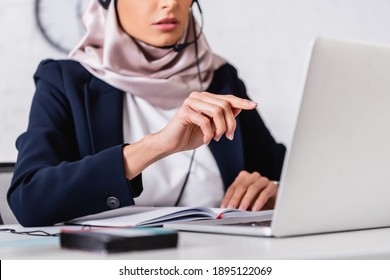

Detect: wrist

[150,129,182,155]
[122,134,171,180]
[145,132,174,158]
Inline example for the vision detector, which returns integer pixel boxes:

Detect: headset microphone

[172,43,190,52]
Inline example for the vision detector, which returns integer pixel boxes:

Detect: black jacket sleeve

[8,60,138,227]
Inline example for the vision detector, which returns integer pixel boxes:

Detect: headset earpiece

[98,0,111,10]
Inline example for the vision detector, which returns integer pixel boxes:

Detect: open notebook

[67,206,273,227]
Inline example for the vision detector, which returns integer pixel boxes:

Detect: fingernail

[248,100,258,107]
[227,132,234,140]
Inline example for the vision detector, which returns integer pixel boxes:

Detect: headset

[98,0,199,10]
[98,0,203,52]
[98,0,203,206]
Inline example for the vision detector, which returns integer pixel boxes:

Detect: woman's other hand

[220,171,278,211]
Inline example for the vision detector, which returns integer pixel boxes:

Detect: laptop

[164,37,390,237]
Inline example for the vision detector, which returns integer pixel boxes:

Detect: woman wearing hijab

[8,0,286,226]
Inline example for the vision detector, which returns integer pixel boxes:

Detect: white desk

[1,224,390,259]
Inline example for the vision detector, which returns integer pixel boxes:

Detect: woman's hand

[220,171,278,211]
[156,91,257,154]
[123,92,257,180]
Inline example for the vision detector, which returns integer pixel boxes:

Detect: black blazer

[8,59,286,226]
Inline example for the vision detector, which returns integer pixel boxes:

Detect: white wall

[0,0,63,162]
[1,0,390,162]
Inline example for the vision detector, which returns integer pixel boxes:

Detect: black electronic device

[60,227,178,253]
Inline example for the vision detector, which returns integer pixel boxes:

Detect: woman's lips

[153,17,179,31]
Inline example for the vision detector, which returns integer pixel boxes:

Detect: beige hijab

[69,1,226,109]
